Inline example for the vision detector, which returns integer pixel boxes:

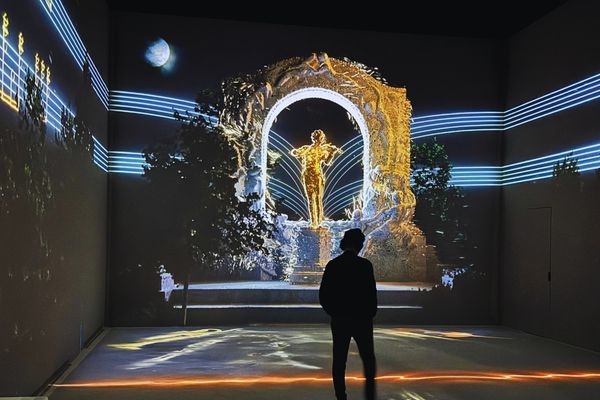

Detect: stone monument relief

[219,52,436,283]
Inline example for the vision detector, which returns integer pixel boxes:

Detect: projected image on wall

[104,50,497,327]
[0,0,499,327]
[267,98,362,223]
[0,3,109,392]
[4,1,600,397]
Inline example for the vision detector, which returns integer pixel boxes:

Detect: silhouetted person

[319,228,377,400]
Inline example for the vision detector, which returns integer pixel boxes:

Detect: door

[509,206,552,336]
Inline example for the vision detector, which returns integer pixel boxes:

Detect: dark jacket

[319,251,378,319]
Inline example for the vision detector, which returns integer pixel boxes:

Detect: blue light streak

[268,178,310,219]
[41,0,597,141]
[0,25,107,172]
[17,0,600,199]
[324,150,363,198]
[104,137,600,197]
[108,70,600,141]
[323,136,363,188]
[324,180,363,216]
[267,134,305,196]
[37,0,109,108]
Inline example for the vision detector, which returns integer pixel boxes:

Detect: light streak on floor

[47,326,600,399]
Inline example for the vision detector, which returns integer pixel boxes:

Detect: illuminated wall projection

[38,0,109,108]
[214,52,432,282]
[101,6,600,323]
[0,12,39,113]
[1,13,17,110]
[0,10,108,171]
[105,68,600,187]
[30,0,600,189]
[15,0,597,328]
[289,129,343,228]
[0,1,109,395]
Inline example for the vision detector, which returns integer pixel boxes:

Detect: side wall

[502,0,600,351]
[0,0,109,395]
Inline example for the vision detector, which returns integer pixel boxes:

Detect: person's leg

[331,319,352,400]
[307,185,318,227]
[310,190,319,227]
[303,175,316,225]
[353,320,376,400]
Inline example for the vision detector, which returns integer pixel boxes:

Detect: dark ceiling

[106,0,569,38]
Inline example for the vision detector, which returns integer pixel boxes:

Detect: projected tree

[411,140,489,320]
[56,109,93,157]
[410,139,471,266]
[552,152,580,178]
[143,93,274,325]
[0,72,53,357]
[55,56,94,159]
[0,71,52,245]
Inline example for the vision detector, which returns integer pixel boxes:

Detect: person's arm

[323,145,342,166]
[290,145,307,159]
[319,262,333,315]
[367,260,378,318]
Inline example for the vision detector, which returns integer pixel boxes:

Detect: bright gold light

[290,129,342,228]
[378,328,507,341]
[2,13,8,38]
[18,32,24,55]
[1,15,18,112]
[107,329,222,351]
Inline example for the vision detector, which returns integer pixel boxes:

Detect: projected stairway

[171,281,432,324]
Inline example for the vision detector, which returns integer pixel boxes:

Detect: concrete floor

[48,325,600,399]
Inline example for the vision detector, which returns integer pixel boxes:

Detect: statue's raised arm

[323,143,343,166]
[289,145,309,159]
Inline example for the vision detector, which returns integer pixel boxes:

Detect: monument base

[289,227,331,284]
[363,222,437,281]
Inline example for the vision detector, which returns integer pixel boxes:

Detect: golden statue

[290,129,342,229]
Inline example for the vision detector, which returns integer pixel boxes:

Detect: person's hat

[340,228,365,250]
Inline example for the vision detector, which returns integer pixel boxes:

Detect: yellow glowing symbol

[46,0,53,12]
[35,53,40,73]
[2,13,8,38]
[107,329,222,351]
[46,66,51,85]
[40,60,46,80]
[290,129,342,228]
[18,32,24,55]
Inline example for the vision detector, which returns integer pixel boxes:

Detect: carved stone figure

[218,53,433,282]
[290,129,342,228]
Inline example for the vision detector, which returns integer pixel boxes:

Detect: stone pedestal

[363,222,430,281]
[289,227,331,284]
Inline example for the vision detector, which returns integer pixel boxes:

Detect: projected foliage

[142,92,276,323]
[552,152,580,178]
[410,139,474,267]
[0,67,102,359]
